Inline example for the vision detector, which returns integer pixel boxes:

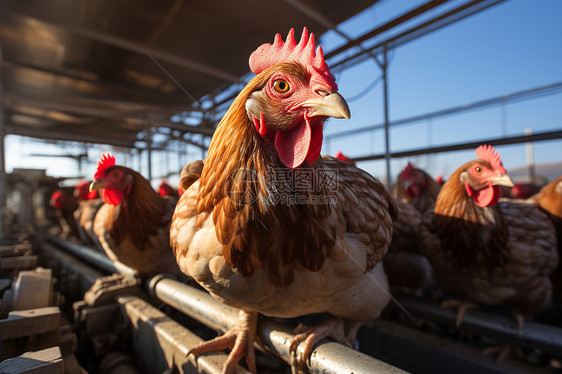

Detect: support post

[0,46,6,236]
[147,124,153,183]
[381,47,392,186]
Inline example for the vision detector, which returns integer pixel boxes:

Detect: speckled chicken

[89,154,182,277]
[418,145,558,328]
[170,28,395,373]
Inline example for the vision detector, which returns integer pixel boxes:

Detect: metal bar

[117,295,250,374]
[351,129,562,162]
[47,236,137,278]
[6,126,138,149]
[381,48,391,186]
[0,45,6,236]
[147,124,153,183]
[362,319,552,374]
[40,242,104,289]
[331,0,505,70]
[328,82,562,140]
[394,294,562,357]
[147,276,406,374]
[325,0,448,59]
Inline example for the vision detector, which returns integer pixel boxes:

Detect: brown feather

[534,176,562,250]
[418,159,558,318]
[432,160,510,271]
[196,65,342,286]
[104,166,169,252]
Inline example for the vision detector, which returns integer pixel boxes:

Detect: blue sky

[5,0,562,186]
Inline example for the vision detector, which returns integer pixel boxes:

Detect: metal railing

[47,236,137,278]
[148,275,407,374]
[393,294,562,358]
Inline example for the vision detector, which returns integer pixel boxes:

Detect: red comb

[249,28,332,81]
[95,153,116,179]
[402,162,415,179]
[334,151,354,164]
[75,181,90,199]
[51,190,64,201]
[475,145,505,174]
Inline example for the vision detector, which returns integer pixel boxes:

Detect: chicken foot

[483,342,525,362]
[186,310,258,374]
[441,299,477,327]
[289,317,360,373]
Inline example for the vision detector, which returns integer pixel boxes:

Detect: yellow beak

[302,92,351,119]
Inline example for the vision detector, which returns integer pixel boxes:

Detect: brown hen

[391,162,441,214]
[50,189,79,240]
[418,145,558,328]
[89,154,182,277]
[531,176,562,300]
[170,28,395,374]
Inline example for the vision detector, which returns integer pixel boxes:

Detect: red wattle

[305,118,323,164]
[253,113,268,136]
[101,188,125,206]
[466,183,502,208]
[408,185,420,198]
[275,120,311,169]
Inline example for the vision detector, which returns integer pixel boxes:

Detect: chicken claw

[187,310,258,374]
[483,343,524,362]
[289,317,355,373]
[441,299,476,327]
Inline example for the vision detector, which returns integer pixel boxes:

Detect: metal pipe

[325,0,448,59]
[147,124,153,183]
[148,276,407,374]
[331,0,505,71]
[394,294,562,357]
[351,129,562,162]
[47,236,137,278]
[40,242,104,289]
[0,45,6,236]
[328,81,562,140]
[117,295,251,374]
[380,48,392,186]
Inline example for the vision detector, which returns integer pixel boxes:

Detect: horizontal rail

[394,294,562,357]
[328,82,562,140]
[47,236,137,278]
[147,275,407,374]
[117,295,250,374]
[40,242,104,290]
[330,0,505,71]
[352,129,562,162]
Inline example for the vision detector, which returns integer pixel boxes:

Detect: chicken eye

[273,79,290,93]
[475,167,482,173]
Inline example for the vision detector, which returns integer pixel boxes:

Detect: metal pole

[0,46,6,236]
[48,236,137,278]
[381,47,392,186]
[525,128,535,183]
[394,294,562,357]
[147,124,153,183]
